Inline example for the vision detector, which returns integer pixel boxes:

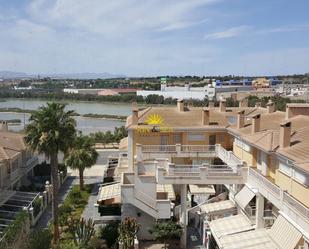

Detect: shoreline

[0,111,126,122]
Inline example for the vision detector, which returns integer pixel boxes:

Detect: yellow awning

[157,184,175,200]
[234,185,255,209]
[268,215,302,249]
[209,214,254,241]
[219,229,277,249]
[217,214,302,249]
[200,200,236,215]
[189,185,216,195]
[97,183,121,202]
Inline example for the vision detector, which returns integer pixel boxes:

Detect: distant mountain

[0,71,125,79]
[40,72,126,79]
[0,71,29,79]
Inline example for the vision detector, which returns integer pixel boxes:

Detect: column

[180,184,187,248]
[127,129,134,172]
[255,193,265,229]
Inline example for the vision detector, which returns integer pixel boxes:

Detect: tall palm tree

[25,103,76,245]
[64,134,98,190]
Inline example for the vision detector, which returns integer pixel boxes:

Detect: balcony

[137,144,243,167]
[247,168,309,236]
[156,162,246,185]
[136,144,246,185]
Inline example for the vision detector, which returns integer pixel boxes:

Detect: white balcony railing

[139,144,243,168]
[167,163,242,177]
[248,168,309,221]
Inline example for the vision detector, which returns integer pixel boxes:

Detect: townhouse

[97,100,309,249]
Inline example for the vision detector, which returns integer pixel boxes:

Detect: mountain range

[0,71,125,79]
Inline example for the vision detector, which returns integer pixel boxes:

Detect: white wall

[137,90,206,100]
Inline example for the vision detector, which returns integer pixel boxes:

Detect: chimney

[208,101,214,108]
[255,102,261,108]
[239,99,248,108]
[237,110,245,129]
[219,99,226,112]
[285,105,292,120]
[202,108,209,125]
[267,100,275,114]
[279,121,291,148]
[0,121,8,132]
[251,114,261,134]
[132,108,138,125]
[177,99,185,112]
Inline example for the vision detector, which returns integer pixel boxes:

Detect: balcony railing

[167,163,242,177]
[138,144,243,168]
[21,156,39,172]
[248,168,309,221]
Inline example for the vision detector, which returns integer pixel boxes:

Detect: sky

[0,0,309,76]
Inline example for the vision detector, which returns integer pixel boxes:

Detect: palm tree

[64,134,98,190]
[25,102,76,245]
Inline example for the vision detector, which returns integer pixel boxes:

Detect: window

[234,138,251,152]
[188,133,205,141]
[279,162,291,176]
[294,169,309,186]
[217,134,225,144]
[173,134,182,144]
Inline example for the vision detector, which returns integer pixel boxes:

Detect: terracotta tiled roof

[0,131,26,160]
[126,106,267,129]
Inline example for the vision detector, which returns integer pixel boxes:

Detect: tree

[64,134,98,190]
[25,102,76,245]
[149,220,182,249]
[118,217,140,249]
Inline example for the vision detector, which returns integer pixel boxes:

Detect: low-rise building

[98,99,309,248]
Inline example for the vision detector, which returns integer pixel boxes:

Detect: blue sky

[0,0,309,76]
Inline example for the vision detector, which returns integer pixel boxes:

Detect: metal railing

[167,163,241,177]
[248,168,280,197]
[248,168,309,220]
[283,192,309,219]
[10,169,20,182]
[181,145,216,153]
[141,145,176,153]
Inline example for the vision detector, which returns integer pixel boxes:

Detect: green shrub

[26,229,52,249]
[99,221,119,248]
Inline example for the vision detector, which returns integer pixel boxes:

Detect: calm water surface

[0,99,131,134]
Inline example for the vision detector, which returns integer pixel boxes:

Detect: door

[209,135,216,151]
[160,135,169,151]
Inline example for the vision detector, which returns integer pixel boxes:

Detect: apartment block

[98,100,309,249]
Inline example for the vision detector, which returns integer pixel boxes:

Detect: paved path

[35,176,78,229]
[35,164,108,229]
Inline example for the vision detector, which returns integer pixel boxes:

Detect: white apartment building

[98,100,309,249]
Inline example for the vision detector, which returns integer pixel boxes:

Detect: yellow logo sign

[137,113,173,136]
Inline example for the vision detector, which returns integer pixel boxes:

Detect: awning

[219,229,277,249]
[156,184,176,200]
[97,183,121,203]
[209,214,254,241]
[234,185,255,209]
[200,200,236,216]
[268,215,302,249]
[216,214,302,249]
[189,185,216,195]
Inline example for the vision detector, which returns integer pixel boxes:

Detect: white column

[180,184,187,248]
[127,129,134,172]
[255,193,264,229]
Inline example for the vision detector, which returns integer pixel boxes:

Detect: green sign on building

[160,77,167,84]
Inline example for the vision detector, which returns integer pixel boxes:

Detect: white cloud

[204,25,251,40]
[27,0,221,36]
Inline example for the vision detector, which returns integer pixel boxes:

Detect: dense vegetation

[89,126,128,144]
